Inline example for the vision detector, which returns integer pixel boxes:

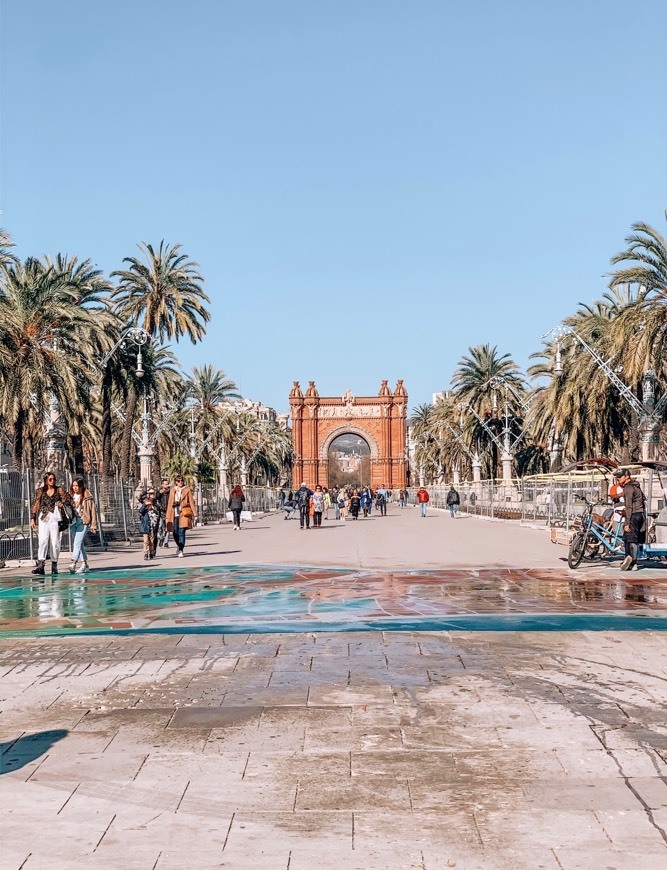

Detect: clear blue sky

[2,1,665,413]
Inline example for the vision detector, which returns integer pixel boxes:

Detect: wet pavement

[3,564,667,637]
[1,509,667,867]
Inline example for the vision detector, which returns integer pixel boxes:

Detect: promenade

[2,506,667,869]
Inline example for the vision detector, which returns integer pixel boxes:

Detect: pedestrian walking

[376,485,388,516]
[279,488,286,509]
[165,475,197,557]
[338,488,347,521]
[139,490,160,560]
[399,488,407,509]
[614,468,647,571]
[30,473,72,576]
[295,482,313,530]
[311,485,325,528]
[349,489,361,520]
[323,487,332,520]
[417,486,429,518]
[156,478,171,547]
[67,478,98,574]
[283,495,295,520]
[446,485,460,518]
[331,486,341,520]
[228,485,245,531]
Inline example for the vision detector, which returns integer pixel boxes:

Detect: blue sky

[2,1,665,413]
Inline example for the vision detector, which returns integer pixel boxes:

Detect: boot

[31,560,45,576]
[51,561,59,576]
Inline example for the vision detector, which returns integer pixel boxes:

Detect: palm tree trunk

[13,413,24,466]
[70,432,85,475]
[120,382,138,482]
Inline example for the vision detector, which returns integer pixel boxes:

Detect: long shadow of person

[0,729,69,775]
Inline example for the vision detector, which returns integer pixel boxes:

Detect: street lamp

[543,324,666,462]
[99,327,150,379]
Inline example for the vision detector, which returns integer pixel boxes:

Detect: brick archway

[289,380,408,490]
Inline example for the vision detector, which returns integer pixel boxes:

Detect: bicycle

[567,495,625,569]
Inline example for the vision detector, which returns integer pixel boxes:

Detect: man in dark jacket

[446,486,460,518]
[295,482,313,530]
[614,468,646,570]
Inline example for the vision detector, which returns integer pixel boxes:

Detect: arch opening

[327,433,371,490]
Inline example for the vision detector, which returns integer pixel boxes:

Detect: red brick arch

[289,380,408,490]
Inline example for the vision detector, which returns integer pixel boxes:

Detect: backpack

[297,488,311,508]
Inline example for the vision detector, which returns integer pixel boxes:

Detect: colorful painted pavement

[2,564,667,636]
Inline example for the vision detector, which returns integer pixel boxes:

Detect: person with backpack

[416,486,429,518]
[446,485,460,518]
[295,482,313,530]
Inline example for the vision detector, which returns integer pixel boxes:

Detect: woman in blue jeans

[68,478,98,574]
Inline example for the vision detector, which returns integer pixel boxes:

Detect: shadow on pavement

[0,729,69,775]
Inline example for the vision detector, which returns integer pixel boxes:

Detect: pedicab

[567,459,667,569]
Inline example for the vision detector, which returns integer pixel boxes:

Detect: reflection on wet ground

[2,564,667,636]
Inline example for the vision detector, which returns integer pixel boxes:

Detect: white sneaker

[68,563,76,574]
[75,564,88,574]
[620,555,633,571]
[178,551,184,558]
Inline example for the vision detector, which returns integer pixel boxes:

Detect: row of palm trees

[411,213,667,482]
[0,233,291,486]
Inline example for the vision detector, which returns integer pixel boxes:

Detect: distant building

[218,398,289,429]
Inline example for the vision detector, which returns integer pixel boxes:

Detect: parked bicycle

[568,494,624,569]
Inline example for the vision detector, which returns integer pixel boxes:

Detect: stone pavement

[2,507,667,868]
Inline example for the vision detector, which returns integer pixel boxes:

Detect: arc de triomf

[289,380,408,490]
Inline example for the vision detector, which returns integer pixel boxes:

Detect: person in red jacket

[416,486,429,518]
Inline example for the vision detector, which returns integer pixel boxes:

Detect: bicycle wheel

[568,532,587,569]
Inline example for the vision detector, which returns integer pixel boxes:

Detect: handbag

[58,502,76,533]
[181,505,194,519]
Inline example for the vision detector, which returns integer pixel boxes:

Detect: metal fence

[405,469,667,531]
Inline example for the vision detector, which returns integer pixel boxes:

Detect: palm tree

[110,241,211,482]
[183,365,241,460]
[111,241,211,343]
[528,290,641,464]
[451,344,526,478]
[609,213,667,297]
[0,229,17,273]
[0,255,112,469]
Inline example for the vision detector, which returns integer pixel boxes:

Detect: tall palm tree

[111,241,211,343]
[451,344,526,478]
[110,241,211,481]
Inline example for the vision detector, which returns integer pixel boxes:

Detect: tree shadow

[0,729,69,775]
